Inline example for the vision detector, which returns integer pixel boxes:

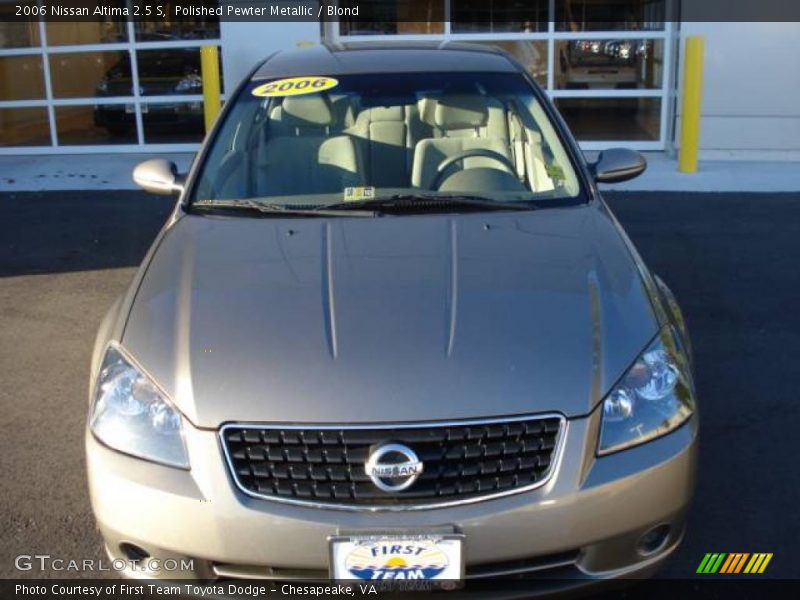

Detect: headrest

[280,95,333,128]
[330,95,357,129]
[435,95,489,130]
[417,97,438,126]
[367,106,404,122]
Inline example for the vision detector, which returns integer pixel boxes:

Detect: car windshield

[190,71,582,210]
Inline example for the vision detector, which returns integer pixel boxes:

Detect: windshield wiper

[318,194,533,213]
[193,194,532,217]
[192,199,377,218]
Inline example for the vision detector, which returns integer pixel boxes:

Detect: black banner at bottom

[4,579,800,600]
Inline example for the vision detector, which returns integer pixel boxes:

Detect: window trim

[0,1,223,153]
[332,0,676,150]
[0,0,676,153]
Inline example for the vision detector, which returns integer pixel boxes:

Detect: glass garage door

[332,0,676,150]
[0,1,222,154]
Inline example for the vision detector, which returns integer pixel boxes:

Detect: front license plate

[330,534,463,584]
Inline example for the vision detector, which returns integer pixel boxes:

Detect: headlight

[90,345,189,468]
[598,327,695,455]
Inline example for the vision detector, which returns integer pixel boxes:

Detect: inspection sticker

[545,163,566,180]
[252,76,338,97]
[343,186,376,202]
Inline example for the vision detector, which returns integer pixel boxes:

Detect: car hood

[123,205,658,428]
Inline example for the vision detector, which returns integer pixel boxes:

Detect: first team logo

[345,541,450,580]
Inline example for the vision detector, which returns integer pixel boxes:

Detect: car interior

[203,86,575,202]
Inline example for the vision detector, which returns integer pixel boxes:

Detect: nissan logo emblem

[364,443,423,493]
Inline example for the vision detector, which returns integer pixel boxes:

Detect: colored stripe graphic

[710,553,726,573]
[719,554,736,573]
[744,554,760,574]
[734,553,750,573]
[759,553,773,573]
[700,552,773,574]
[697,553,727,573]
[726,553,749,573]
[721,553,745,573]
[696,553,713,573]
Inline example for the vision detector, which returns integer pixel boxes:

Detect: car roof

[251,42,520,81]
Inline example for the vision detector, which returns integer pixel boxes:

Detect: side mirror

[132,159,186,195]
[592,148,647,184]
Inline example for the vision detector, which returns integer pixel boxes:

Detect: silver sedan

[86,43,697,591]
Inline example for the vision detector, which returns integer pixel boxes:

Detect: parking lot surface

[1,190,798,581]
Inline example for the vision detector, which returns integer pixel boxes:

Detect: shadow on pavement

[0,191,175,278]
[607,191,800,579]
[0,189,799,579]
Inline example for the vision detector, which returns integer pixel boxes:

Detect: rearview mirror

[132,159,186,195]
[592,148,647,184]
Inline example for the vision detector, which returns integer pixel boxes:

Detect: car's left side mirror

[591,148,647,184]
[132,159,186,195]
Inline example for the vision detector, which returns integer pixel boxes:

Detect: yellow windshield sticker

[545,163,565,180]
[343,186,375,202]
[252,76,338,97]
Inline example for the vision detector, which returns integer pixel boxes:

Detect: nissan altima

[86,42,697,590]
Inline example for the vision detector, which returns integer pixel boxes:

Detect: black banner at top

[1,0,800,23]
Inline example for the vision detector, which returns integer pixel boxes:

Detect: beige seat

[347,104,433,188]
[253,95,363,197]
[348,106,410,188]
[417,95,509,140]
[506,110,554,193]
[329,94,358,133]
[411,94,514,190]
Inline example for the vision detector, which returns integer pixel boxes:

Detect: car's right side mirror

[132,159,186,195]
[591,148,647,184]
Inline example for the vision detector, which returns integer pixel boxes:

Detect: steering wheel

[430,148,518,190]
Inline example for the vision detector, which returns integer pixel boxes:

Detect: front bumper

[86,413,697,585]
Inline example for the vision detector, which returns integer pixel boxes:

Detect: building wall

[2,10,799,159]
[0,8,222,153]
[220,21,321,93]
[676,22,800,160]
[223,20,800,161]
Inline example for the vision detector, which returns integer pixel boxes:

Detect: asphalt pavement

[0,190,798,582]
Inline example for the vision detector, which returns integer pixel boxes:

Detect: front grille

[221,415,563,509]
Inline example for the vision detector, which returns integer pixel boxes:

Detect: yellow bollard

[200,45,222,133]
[678,36,704,173]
